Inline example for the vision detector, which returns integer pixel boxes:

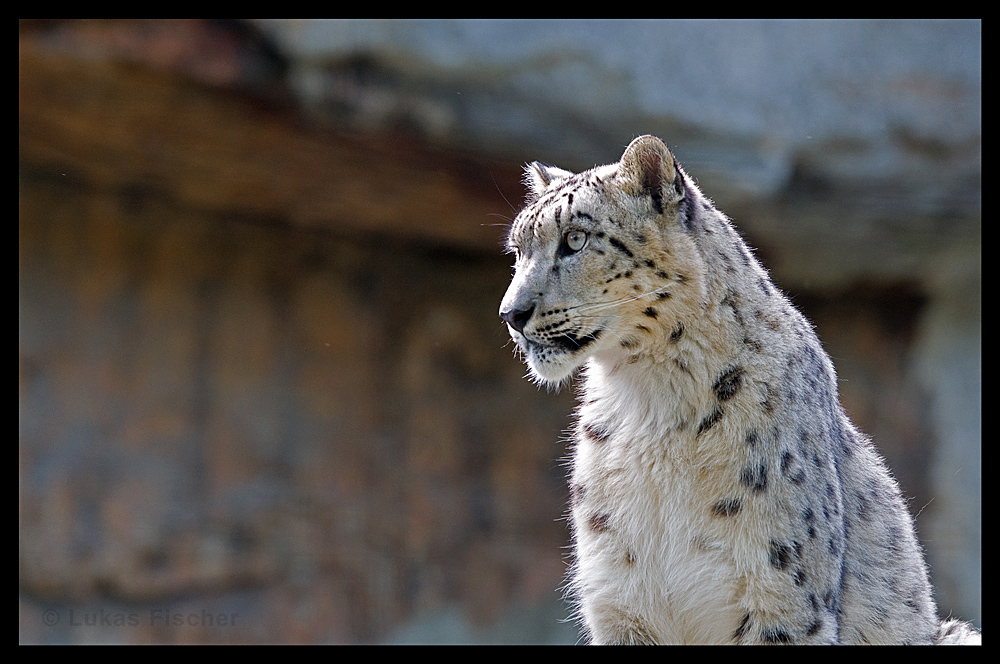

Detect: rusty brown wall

[19,169,581,643]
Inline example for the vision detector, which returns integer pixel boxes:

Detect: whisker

[485,212,514,225]
[490,168,517,215]
[570,285,672,315]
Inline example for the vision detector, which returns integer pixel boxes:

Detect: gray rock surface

[256,19,981,213]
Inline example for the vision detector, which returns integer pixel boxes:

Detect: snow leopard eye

[564,230,588,253]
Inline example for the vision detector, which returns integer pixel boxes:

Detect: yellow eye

[565,230,587,252]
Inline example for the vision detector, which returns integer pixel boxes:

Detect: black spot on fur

[669,322,684,343]
[770,540,793,570]
[643,307,658,319]
[762,628,791,644]
[721,291,745,327]
[678,174,697,233]
[589,512,611,532]
[583,422,612,443]
[741,462,768,493]
[713,365,744,401]
[718,249,736,273]
[553,328,603,352]
[781,451,794,473]
[738,246,752,266]
[803,507,815,521]
[696,407,723,436]
[733,613,751,641]
[608,236,634,258]
[713,498,742,517]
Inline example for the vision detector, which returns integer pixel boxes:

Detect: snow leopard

[499,135,980,645]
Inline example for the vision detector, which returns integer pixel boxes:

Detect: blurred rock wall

[20,19,979,643]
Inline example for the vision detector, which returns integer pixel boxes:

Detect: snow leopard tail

[934,618,981,645]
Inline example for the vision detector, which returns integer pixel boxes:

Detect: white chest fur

[569,360,745,644]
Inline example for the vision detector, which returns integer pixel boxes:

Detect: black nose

[501,305,535,334]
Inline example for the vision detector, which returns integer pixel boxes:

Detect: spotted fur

[499,135,979,645]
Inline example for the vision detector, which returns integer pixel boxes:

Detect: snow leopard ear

[616,135,682,214]
[524,162,574,202]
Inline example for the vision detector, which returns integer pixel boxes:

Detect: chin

[526,350,584,389]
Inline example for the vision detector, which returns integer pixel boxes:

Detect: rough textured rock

[256,21,981,205]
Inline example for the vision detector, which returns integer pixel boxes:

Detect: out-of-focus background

[19,19,980,644]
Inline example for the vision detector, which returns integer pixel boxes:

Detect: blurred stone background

[19,19,980,644]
